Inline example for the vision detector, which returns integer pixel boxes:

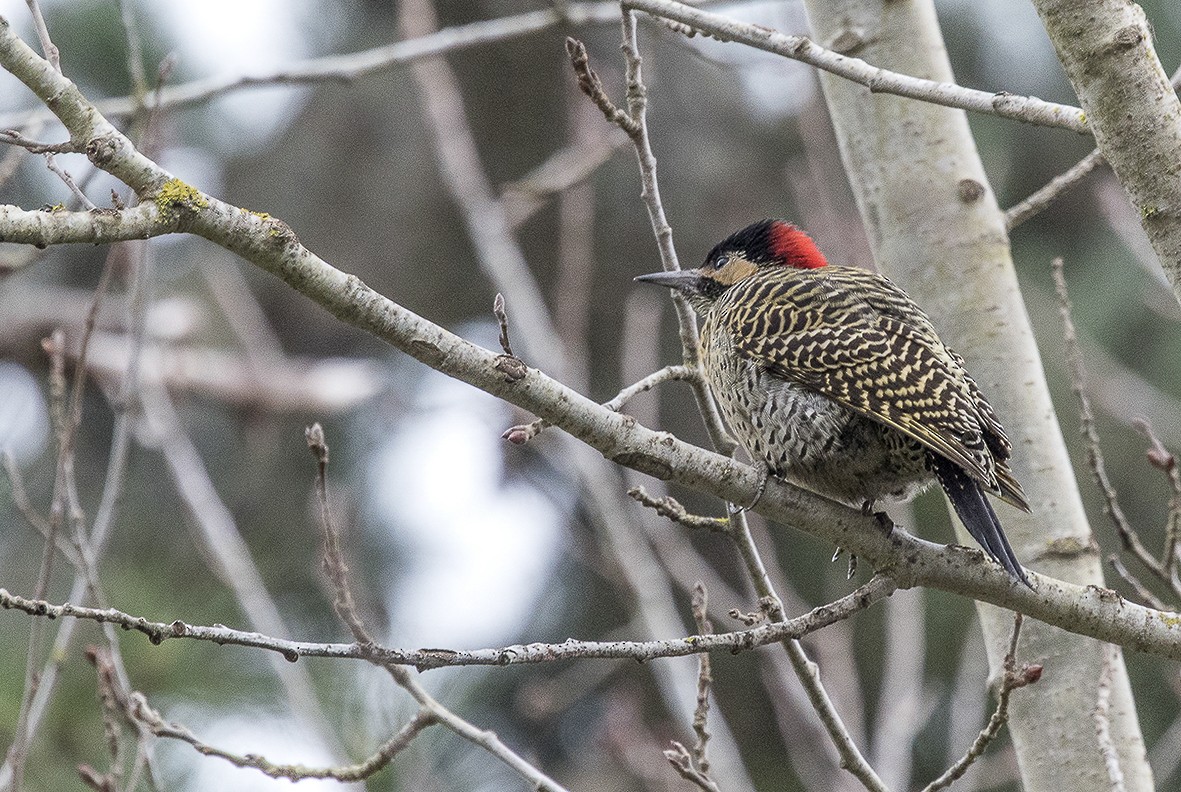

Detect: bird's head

[634,219,828,308]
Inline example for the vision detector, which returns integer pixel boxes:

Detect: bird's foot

[729,468,769,514]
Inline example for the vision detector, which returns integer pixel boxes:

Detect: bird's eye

[713,255,729,270]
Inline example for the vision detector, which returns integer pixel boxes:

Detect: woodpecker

[636,219,1032,587]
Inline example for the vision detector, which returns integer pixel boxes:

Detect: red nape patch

[768,221,828,269]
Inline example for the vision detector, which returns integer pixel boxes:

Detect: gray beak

[634,269,700,290]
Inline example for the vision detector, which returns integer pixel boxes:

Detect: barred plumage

[636,219,1031,586]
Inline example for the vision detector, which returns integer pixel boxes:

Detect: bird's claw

[831,546,858,579]
[729,468,769,514]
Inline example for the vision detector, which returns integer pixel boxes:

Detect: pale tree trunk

[1033,0,1181,309]
[799,1,1153,790]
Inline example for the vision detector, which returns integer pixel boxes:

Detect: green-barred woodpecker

[636,219,1031,587]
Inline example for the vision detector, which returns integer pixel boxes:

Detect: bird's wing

[719,267,1004,490]
[948,351,1030,511]
[853,270,1028,509]
[857,270,1029,510]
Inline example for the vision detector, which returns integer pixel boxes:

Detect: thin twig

[628,485,731,533]
[689,583,715,776]
[921,614,1042,791]
[85,646,128,791]
[306,423,373,644]
[0,129,80,153]
[663,582,722,790]
[1095,643,1127,792]
[604,364,698,411]
[1014,62,1181,233]
[1050,262,1122,523]
[493,292,514,356]
[566,22,716,395]
[59,243,156,789]
[565,37,640,136]
[129,694,437,782]
[784,634,888,791]
[629,12,736,450]
[44,153,98,209]
[24,0,60,72]
[1004,148,1106,230]
[1132,418,1181,583]
[1107,556,1167,611]
[665,742,723,792]
[504,364,695,444]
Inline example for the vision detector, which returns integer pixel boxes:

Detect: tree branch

[0,577,895,668]
[624,0,1087,133]
[129,696,438,782]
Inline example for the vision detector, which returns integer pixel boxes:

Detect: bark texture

[1033,0,1181,309]
[799,1,1153,790]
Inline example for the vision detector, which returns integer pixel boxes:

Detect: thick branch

[0,203,172,247]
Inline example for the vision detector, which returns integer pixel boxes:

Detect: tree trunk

[799,1,1153,790]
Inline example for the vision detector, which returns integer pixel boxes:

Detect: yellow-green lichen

[1158,612,1181,628]
[155,178,208,221]
[242,208,283,236]
[1141,204,1160,219]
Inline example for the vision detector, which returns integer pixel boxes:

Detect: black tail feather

[930,456,1032,588]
